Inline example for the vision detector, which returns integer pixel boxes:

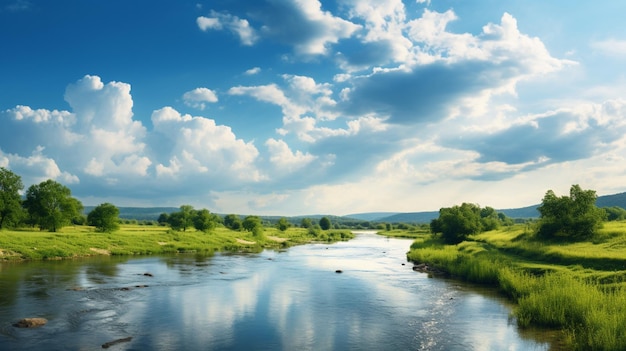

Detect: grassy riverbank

[395,221,626,350]
[0,225,354,261]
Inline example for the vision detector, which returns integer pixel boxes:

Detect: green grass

[403,221,626,351]
[0,225,354,261]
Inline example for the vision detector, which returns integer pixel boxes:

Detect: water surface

[0,231,556,350]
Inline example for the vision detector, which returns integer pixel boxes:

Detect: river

[0,231,557,350]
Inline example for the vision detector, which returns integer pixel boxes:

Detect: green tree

[157,213,169,226]
[300,218,312,228]
[167,205,196,231]
[319,216,331,230]
[276,217,291,231]
[242,215,264,237]
[0,167,24,229]
[23,179,83,232]
[193,209,219,232]
[430,203,482,244]
[87,203,120,232]
[537,184,606,240]
[224,214,242,230]
[604,206,626,221]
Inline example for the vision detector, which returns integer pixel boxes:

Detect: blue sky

[2,0,626,216]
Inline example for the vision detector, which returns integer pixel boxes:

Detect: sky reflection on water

[0,232,553,350]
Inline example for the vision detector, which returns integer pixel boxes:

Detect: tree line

[430,184,613,244]
[0,167,338,234]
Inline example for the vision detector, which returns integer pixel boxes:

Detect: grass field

[0,225,354,261]
[395,221,626,351]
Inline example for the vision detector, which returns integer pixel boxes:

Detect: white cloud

[245,67,261,75]
[151,107,263,183]
[183,87,218,110]
[265,138,316,172]
[197,10,258,46]
[591,39,626,58]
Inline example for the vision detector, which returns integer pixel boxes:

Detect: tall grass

[405,222,626,350]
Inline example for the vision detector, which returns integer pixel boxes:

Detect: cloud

[200,1,360,56]
[442,100,626,172]
[265,138,316,172]
[339,12,570,124]
[245,67,261,75]
[151,107,263,184]
[591,39,626,58]
[183,87,218,110]
[197,10,258,46]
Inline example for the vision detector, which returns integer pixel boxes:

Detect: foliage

[157,213,169,226]
[87,203,120,232]
[193,209,220,232]
[0,167,24,229]
[276,217,291,231]
[604,206,626,221]
[536,184,606,240]
[23,179,83,232]
[430,203,509,244]
[300,217,312,228]
[404,221,626,351]
[319,216,331,230]
[224,214,242,230]
[167,205,195,231]
[242,215,263,237]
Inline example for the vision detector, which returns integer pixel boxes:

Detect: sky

[1,0,626,216]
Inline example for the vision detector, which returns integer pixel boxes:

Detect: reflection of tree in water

[84,257,128,285]
[164,254,215,276]
[0,260,83,308]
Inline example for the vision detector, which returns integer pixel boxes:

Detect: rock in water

[13,318,48,328]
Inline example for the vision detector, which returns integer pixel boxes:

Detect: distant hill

[596,192,626,209]
[83,192,626,222]
[346,192,626,224]
[344,212,399,221]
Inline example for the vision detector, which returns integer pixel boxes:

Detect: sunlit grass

[404,220,626,350]
[0,225,353,261]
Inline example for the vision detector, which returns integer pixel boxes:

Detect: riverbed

[0,231,557,350]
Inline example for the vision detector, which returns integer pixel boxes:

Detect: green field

[395,221,626,351]
[0,225,354,261]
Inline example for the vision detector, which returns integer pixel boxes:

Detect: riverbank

[0,225,354,261]
[391,221,626,351]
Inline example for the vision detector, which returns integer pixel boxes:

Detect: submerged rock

[13,318,47,328]
[102,336,132,348]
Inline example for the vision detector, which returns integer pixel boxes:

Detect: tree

[242,215,264,237]
[23,179,83,232]
[604,206,626,221]
[537,184,606,240]
[157,213,169,226]
[319,216,331,230]
[224,214,242,230]
[167,205,196,231]
[300,218,312,228]
[430,203,482,244]
[193,209,219,232]
[276,217,291,231]
[0,167,24,229]
[87,203,120,232]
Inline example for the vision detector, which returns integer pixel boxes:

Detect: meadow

[0,224,354,261]
[398,221,626,351]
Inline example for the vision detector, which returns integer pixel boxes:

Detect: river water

[0,231,557,350]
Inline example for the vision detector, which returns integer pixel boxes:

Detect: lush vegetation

[398,185,626,350]
[0,224,354,261]
[430,203,512,244]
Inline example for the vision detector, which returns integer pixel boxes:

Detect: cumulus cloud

[151,107,263,184]
[199,1,360,56]
[245,67,261,75]
[183,87,218,110]
[339,12,571,124]
[197,10,258,46]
